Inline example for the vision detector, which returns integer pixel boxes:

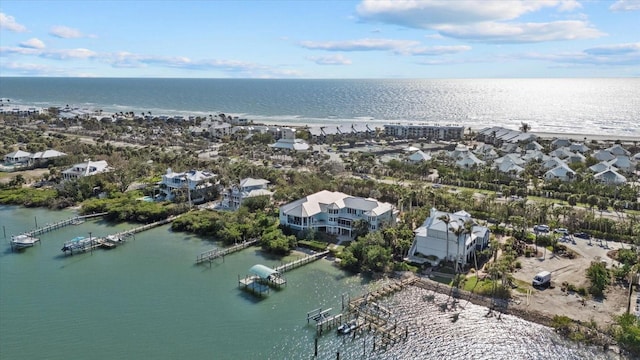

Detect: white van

[532,271,551,287]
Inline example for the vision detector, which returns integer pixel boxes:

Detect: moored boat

[10,234,40,249]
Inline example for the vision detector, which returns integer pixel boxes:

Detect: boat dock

[274,250,330,273]
[61,216,179,255]
[23,212,108,237]
[195,239,258,265]
[239,250,331,297]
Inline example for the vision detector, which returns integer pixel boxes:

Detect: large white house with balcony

[279,190,398,238]
[62,160,110,181]
[158,168,217,203]
[407,208,490,268]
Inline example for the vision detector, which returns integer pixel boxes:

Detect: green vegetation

[81,192,181,222]
[613,313,640,355]
[585,262,610,297]
[0,187,58,207]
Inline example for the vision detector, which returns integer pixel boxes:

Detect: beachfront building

[475,126,537,146]
[62,160,110,181]
[157,168,217,203]
[222,178,273,210]
[279,190,398,238]
[544,164,576,182]
[383,123,464,141]
[4,150,32,165]
[407,208,490,267]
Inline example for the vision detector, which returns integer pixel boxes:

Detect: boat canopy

[249,264,279,280]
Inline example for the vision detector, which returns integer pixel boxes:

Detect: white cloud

[0,46,96,59]
[437,20,604,43]
[307,54,352,65]
[300,38,419,51]
[0,12,27,32]
[49,25,95,39]
[19,38,46,49]
[356,0,602,43]
[609,0,640,11]
[517,42,640,66]
[403,45,472,56]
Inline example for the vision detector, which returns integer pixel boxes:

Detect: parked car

[534,225,550,233]
[573,232,590,239]
[555,228,569,235]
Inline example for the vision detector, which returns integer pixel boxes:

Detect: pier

[61,216,178,255]
[274,250,330,273]
[19,212,107,238]
[239,250,331,297]
[195,239,258,265]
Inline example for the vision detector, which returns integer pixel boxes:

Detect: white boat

[10,234,40,249]
[337,320,357,335]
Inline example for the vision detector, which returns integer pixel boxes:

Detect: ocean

[0,206,620,359]
[0,78,638,138]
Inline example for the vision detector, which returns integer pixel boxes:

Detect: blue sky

[1,0,639,78]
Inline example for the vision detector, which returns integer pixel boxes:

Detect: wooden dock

[196,239,258,265]
[21,212,107,238]
[274,250,330,273]
[61,216,179,255]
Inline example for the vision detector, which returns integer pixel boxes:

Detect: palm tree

[452,222,465,275]
[438,214,452,265]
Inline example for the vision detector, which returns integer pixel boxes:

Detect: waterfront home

[549,147,574,160]
[407,208,490,268]
[594,168,627,184]
[607,156,636,173]
[475,126,536,146]
[493,155,525,176]
[569,143,590,153]
[455,153,485,169]
[4,150,31,164]
[270,138,310,151]
[158,168,217,203]
[606,144,630,157]
[589,161,617,174]
[542,156,565,170]
[551,138,571,149]
[223,178,272,210]
[62,160,110,181]
[279,190,398,238]
[523,141,544,152]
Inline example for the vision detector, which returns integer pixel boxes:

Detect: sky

[0,0,639,78]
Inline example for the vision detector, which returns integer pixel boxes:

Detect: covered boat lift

[238,264,287,296]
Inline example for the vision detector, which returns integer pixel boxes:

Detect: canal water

[0,206,620,359]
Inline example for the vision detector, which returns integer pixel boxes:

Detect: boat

[337,319,357,335]
[10,234,40,249]
[61,236,93,253]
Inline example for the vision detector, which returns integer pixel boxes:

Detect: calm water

[1,78,638,137]
[0,206,618,359]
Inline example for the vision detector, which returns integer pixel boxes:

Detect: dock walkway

[61,216,179,255]
[274,250,330,273]
[22,212,107,238]
[196,239,258,265]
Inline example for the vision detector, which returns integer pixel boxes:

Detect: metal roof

[249,264,279,279]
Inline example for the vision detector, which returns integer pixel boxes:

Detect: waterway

[0,206,620,359]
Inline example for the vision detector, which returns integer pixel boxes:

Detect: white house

[223,178,272,210]
[270,138,310,151]
[542,156,565,170]
[569,143,590,153]
[606,144,630,157]
[279,190,398,238]
[589,161,617,173]
[30,149,67,165]
[4,150,32,164]
[407,208,490,268]
[593,150,616,162]
[407,150,432,163]
[607,156,636,173]
[594,169,627,184]
[544,164,576,182]
[158,168,217,202]
[551,138,571,149]
[62,160,110,180]
[455,153,485,169]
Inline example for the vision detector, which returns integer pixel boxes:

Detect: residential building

[407,208,490,267]
[544,164,576,182]
[223,178,272,210]
[406,150,432,163]
[30,149,67,165]
[4,150,31,164]
[384,123,464,141]
[270,138,310,151]
[62,160,110,180]
[279,190,398,238]
[158,168,217,203]
[594,169,627,184]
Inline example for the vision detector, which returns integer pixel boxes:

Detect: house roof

[280,190,395,218]
[240,178,270,188]
[606,144,630,156]
[249,264,279,279]
[407,150,432,162]
[5,150,31,158]
[31,149,66,159]
[270,138,309,151]
[594,169,627,184]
